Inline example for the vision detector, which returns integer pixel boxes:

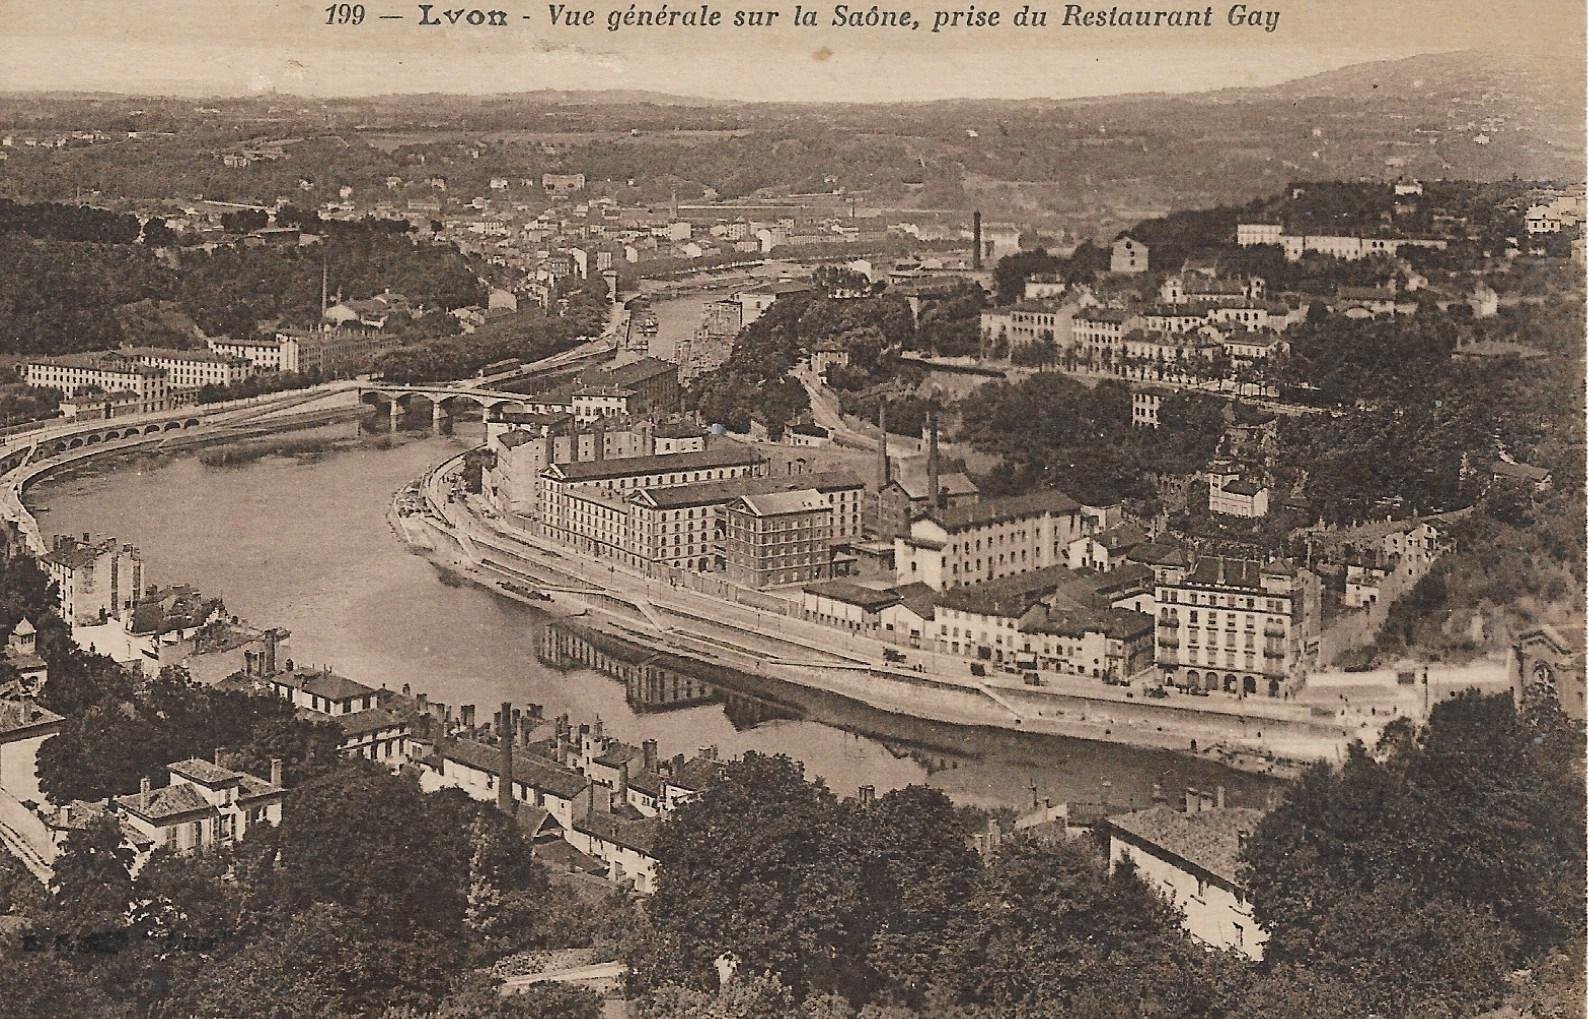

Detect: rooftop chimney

[615,760,629,803]
[214,748,225,768]
[1215,785,1226,810]
[858,784,875,806]
[927,410,941,510]
[140,776,151,810]
[270,758,283,787]
[972,211,983,271]
[1184,786,1198,814]
[642,739,658,774]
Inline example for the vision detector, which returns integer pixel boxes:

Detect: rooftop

[1107,806,1265,888]
[732,489,828,517]
[116,782,219,823]
[0,697,65,738]
[802,581,902,611]
[890,471,979,501]
[935,564,1089,619]
[548,445,760,483]
[270,668,379,703]
[574,809,663,855]
[924,489,1079,532]
[636,470,863,511]
[167,758,241,787]
[439,737,590,800]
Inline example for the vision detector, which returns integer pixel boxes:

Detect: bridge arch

[183,418,200,428]
[144,424,162,435]
[85,433,103,445]
[163,421,182,432]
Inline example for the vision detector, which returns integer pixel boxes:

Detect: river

[26,414,1276,813]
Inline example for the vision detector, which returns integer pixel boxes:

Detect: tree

[857,786,981,1007]
[51,813,136,934]
[636,754,871,1000]
[268,763,470,944]
[937,838,1237,1017]
[1242,692,1586,1008]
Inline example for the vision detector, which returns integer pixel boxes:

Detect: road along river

[26,413,1278,813]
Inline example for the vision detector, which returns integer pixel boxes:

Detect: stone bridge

[0,415,204,475]
[358,384,536,423]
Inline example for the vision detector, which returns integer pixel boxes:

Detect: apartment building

[123,347,254,391]
[208,335,289,371]
[629,470,865,572]
[112,756,285,857]
[1154,556,1320,697]
[41,534,144,627]
[895,490,1091,591]
[722,490,834,589]
[22,353,171,414]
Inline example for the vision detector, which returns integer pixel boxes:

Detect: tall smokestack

[927,409,941,511]
[877,401,890,492]
[497,700,515,815]
[972,211,983,271]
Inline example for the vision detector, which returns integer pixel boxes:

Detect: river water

[27,415,1275,812]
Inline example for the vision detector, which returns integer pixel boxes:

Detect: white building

[895,490,1092,591]
[1106,799,1267,960]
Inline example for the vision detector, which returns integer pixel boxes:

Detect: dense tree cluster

[957,374,1226,504]
[0,208,487,356]
[0,199,143,244]
[627,699,1584,1019]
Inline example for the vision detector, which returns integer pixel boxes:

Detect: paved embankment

[396,454,1363,776]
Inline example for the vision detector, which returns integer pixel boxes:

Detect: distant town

[0,50,1583,1019]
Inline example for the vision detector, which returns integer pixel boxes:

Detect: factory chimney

[876,401,890,492]
[497,700,515,815]
[972,211,983,270]
[927,409,941,510]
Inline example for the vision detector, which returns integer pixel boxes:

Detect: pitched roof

[890,471,979,500]
[1106,806,1264,888]
[1492,461,1551,482]
[167,758,241,787]
[935,564,1088,618]
[801,581,902,611]
[549,445,760,482]
[331,707,406,736]
[666,756,724,793]
[732,490,827,517]
[0,698,64,738]
[116,783,219,823]
[127,586,223,636]
[439,737,589,800]
[925,489,1078,531]
[632,470,862,511]
[575,810,663,855]
[272,669,378,703]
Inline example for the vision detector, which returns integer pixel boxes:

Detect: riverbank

[396,456,1354,779]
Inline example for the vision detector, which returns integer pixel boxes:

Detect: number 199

[325,3,365,23]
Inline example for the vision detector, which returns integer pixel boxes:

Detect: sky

[0,0,1582,102]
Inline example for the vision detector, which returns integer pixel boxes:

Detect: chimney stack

[1100,780,1112,808]
[214,748,225,768]
[1215,785,1226,810]
[461,704,475,729]
[140,776,151,810]
[270,758,283,787]
[858,784,875,806]
[1184,786,1198,814]
[877,401,890,492]
[263,628,279,675]
[927,410,941,510]
[972,211,983,271]
[495,698,514,809]
[616,760,629,803]
[642,739,658,773]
